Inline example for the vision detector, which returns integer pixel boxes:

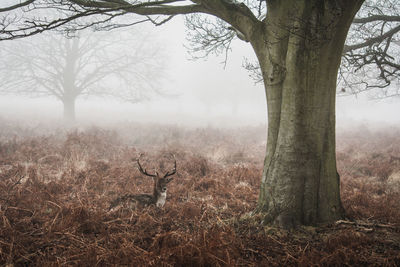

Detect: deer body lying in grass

[109,155,176,211]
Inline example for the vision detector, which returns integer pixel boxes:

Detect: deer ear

[166,177,174,183]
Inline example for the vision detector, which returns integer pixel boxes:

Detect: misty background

[0,17,399,128]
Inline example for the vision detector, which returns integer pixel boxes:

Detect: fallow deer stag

[108,154,176,211]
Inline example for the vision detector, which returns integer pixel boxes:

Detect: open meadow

[0,119,399,266]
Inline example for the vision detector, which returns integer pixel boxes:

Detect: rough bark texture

[248,0,364,227]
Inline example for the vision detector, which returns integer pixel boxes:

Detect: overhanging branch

[343,25,400,53]
[69,0,209,15]
[353,15,400,23]
[0,0,34,12]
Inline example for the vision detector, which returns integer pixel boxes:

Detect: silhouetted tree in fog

[0,29,166,122]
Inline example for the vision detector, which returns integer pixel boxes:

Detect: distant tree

[0,29,166,122]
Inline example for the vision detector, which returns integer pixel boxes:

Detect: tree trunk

[62,97,76,123]
[250,0,363,227]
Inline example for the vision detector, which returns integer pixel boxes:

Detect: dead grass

[0,122,399,266]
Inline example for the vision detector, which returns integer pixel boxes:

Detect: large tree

[0,29,165,122]
[1,0,375,227]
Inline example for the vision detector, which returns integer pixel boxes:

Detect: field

[0,119,399,266]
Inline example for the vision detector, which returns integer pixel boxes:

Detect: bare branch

[343,25,400,53]
[0,0,262,43]
[339,0,400,98]
[353,15,400,24]
[0,0,34,12]
[185,14,235,64]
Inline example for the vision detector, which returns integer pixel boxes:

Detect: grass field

[0,120,399,266]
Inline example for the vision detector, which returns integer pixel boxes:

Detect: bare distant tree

[340,0,400,98]
[0,29,166,122]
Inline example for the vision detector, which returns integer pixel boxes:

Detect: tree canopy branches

[0,0,34,12]
[1,0,399,98]
[340,0,400,97]
[0,0,261,41]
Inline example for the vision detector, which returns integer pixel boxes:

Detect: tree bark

[250,0,363,227]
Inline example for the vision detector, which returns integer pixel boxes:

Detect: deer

[108,154,176,211]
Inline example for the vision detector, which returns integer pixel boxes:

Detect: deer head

[137,154,176,207]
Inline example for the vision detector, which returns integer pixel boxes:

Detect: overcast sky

[0,16,399,128]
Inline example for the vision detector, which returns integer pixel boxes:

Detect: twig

[335,220,397,229]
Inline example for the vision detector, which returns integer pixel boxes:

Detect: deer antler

[163,154,176,178]
[137,154,158,177]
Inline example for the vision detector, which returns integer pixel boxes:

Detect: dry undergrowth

[0,122,399,266]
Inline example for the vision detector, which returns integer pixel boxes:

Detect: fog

[0,17,399,128]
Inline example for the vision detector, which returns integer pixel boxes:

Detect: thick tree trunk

[62,97,76,123]
[251,0,363,227]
